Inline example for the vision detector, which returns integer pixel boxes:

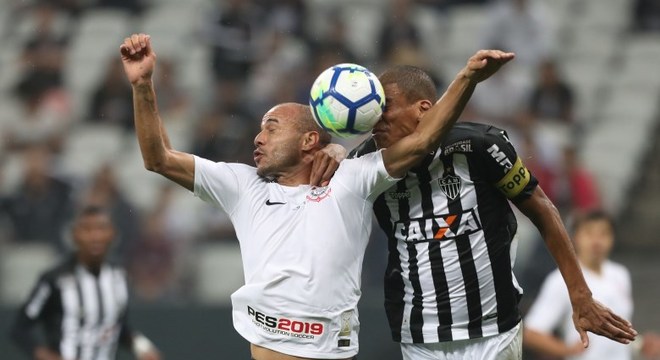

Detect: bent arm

[132,81,194,191]
[383,50,514,177]
[383,69,478,177]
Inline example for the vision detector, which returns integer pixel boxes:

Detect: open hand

[464,49,515,83]
[572,297,637,348]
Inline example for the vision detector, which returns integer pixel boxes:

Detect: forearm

[132,82,171,171]
[520,189,591,302]
[524,328,575,357]
[415,69,477,152]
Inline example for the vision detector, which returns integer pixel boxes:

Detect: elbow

[410,131,437,156]
[143,159,167,174]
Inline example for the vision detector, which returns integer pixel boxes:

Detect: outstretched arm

[120,33,195,190]
[516,187,638,347]
[383,50,514,177]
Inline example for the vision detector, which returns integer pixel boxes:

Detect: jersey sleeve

[10,274,54,355]
[333,150,401,201]
[348,137,378,159]
[476,128,538,201]
[193,156,253,215]
[524,270,570,334]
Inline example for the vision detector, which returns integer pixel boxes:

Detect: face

[574,219,614,267]
[373,83,423,149]
[253,105,304,178]
[73,214,115,263]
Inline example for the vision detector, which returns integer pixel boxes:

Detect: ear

[418,99,433,114]
[301,131,321,151]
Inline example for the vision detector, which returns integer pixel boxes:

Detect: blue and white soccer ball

[309,63,385,138]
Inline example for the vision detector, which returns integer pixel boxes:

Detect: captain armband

[495,157,531,199]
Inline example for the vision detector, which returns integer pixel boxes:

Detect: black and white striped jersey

[350,122,538,344]
[11,255,132,360]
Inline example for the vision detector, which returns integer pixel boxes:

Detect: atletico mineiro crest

[438,174,462,200]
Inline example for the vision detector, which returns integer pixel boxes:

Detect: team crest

[306,186,332,202]
[438,174,462,200]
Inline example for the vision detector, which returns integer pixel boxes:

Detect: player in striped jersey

[348,66,637,359]
[10,206,160,360]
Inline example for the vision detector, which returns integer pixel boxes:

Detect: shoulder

[604,260,631,280]
[40,256,77,284]
[543,268,566,290]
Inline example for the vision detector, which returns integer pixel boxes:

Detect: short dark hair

[571,209,615,235]
[379,65,437,103]
[75,205,111,222]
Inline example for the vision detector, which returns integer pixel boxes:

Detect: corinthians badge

[306,186,332,202]
[438,174,462,200]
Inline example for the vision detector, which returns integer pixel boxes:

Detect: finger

[579,328,589,348]
[120,43,131,57]
[144,34,152,54]
[320,162,338,184]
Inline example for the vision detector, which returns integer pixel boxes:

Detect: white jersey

[525,260,633,360]
[193,151,398,358]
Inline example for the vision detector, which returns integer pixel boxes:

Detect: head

[374,65,436,149]
[253,103,330,179]
[571,210,615,269]
[72,206,115,267]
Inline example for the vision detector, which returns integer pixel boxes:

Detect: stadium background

[0,0,659,358]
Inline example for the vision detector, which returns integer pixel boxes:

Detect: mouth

[253,149,264,163]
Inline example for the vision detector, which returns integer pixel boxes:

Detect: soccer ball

[309,63,385,138]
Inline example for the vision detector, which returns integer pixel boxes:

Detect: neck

[77,254,103,275]
[274,154,315,187]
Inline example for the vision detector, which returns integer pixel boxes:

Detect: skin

[120,32,515,360]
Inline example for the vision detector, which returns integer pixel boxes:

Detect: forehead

[384,83,406,103]
[261,105,297,127]
[76,213,112,226]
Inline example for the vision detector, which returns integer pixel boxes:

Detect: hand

[642,332,660,359]
[137,349,161,360]
[120,33,157,86]
[34,346,63,360]
[310,144,346,186]
[571,297,637,348]
[463,49,515,83]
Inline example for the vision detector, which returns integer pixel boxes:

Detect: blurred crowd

[0,0,657,305]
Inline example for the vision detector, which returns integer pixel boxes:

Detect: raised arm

[516,187,638,347]
[120,33,195,190]
[382,50,514,177]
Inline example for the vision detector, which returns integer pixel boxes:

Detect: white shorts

[400,322,522,360]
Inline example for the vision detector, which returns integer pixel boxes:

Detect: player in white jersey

[525,210,660,360]
[119,33,514,359]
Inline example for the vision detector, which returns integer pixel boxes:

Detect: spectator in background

[4,72,72,153]
[203,0,257,83]
[551,145,601,217]
[481,0,555,72]
[189,109,253,164]
[153,58,190,121]
[79,164,141,263]
[88,58,134,131]
[378,0,422,61]
[525,210,660,360]
[634,0,660,32]
[4,145,74,250]
[528,59,575,125]
[128,185,196,303]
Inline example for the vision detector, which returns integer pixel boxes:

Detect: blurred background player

[524,210,660,360]
[9,206,160,360]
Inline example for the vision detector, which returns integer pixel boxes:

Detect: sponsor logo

[338,339,351,347]
[495,157,531,199]
[394,209,482,243]
[247,306,324,339]
[443,139,473,155]
[486,144,513,172]
[306,186,332,202]
[265,199,286,206]
[388,190,411,200]
[438,174,462,200]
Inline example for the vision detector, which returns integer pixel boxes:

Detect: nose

[254,131,265,147]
